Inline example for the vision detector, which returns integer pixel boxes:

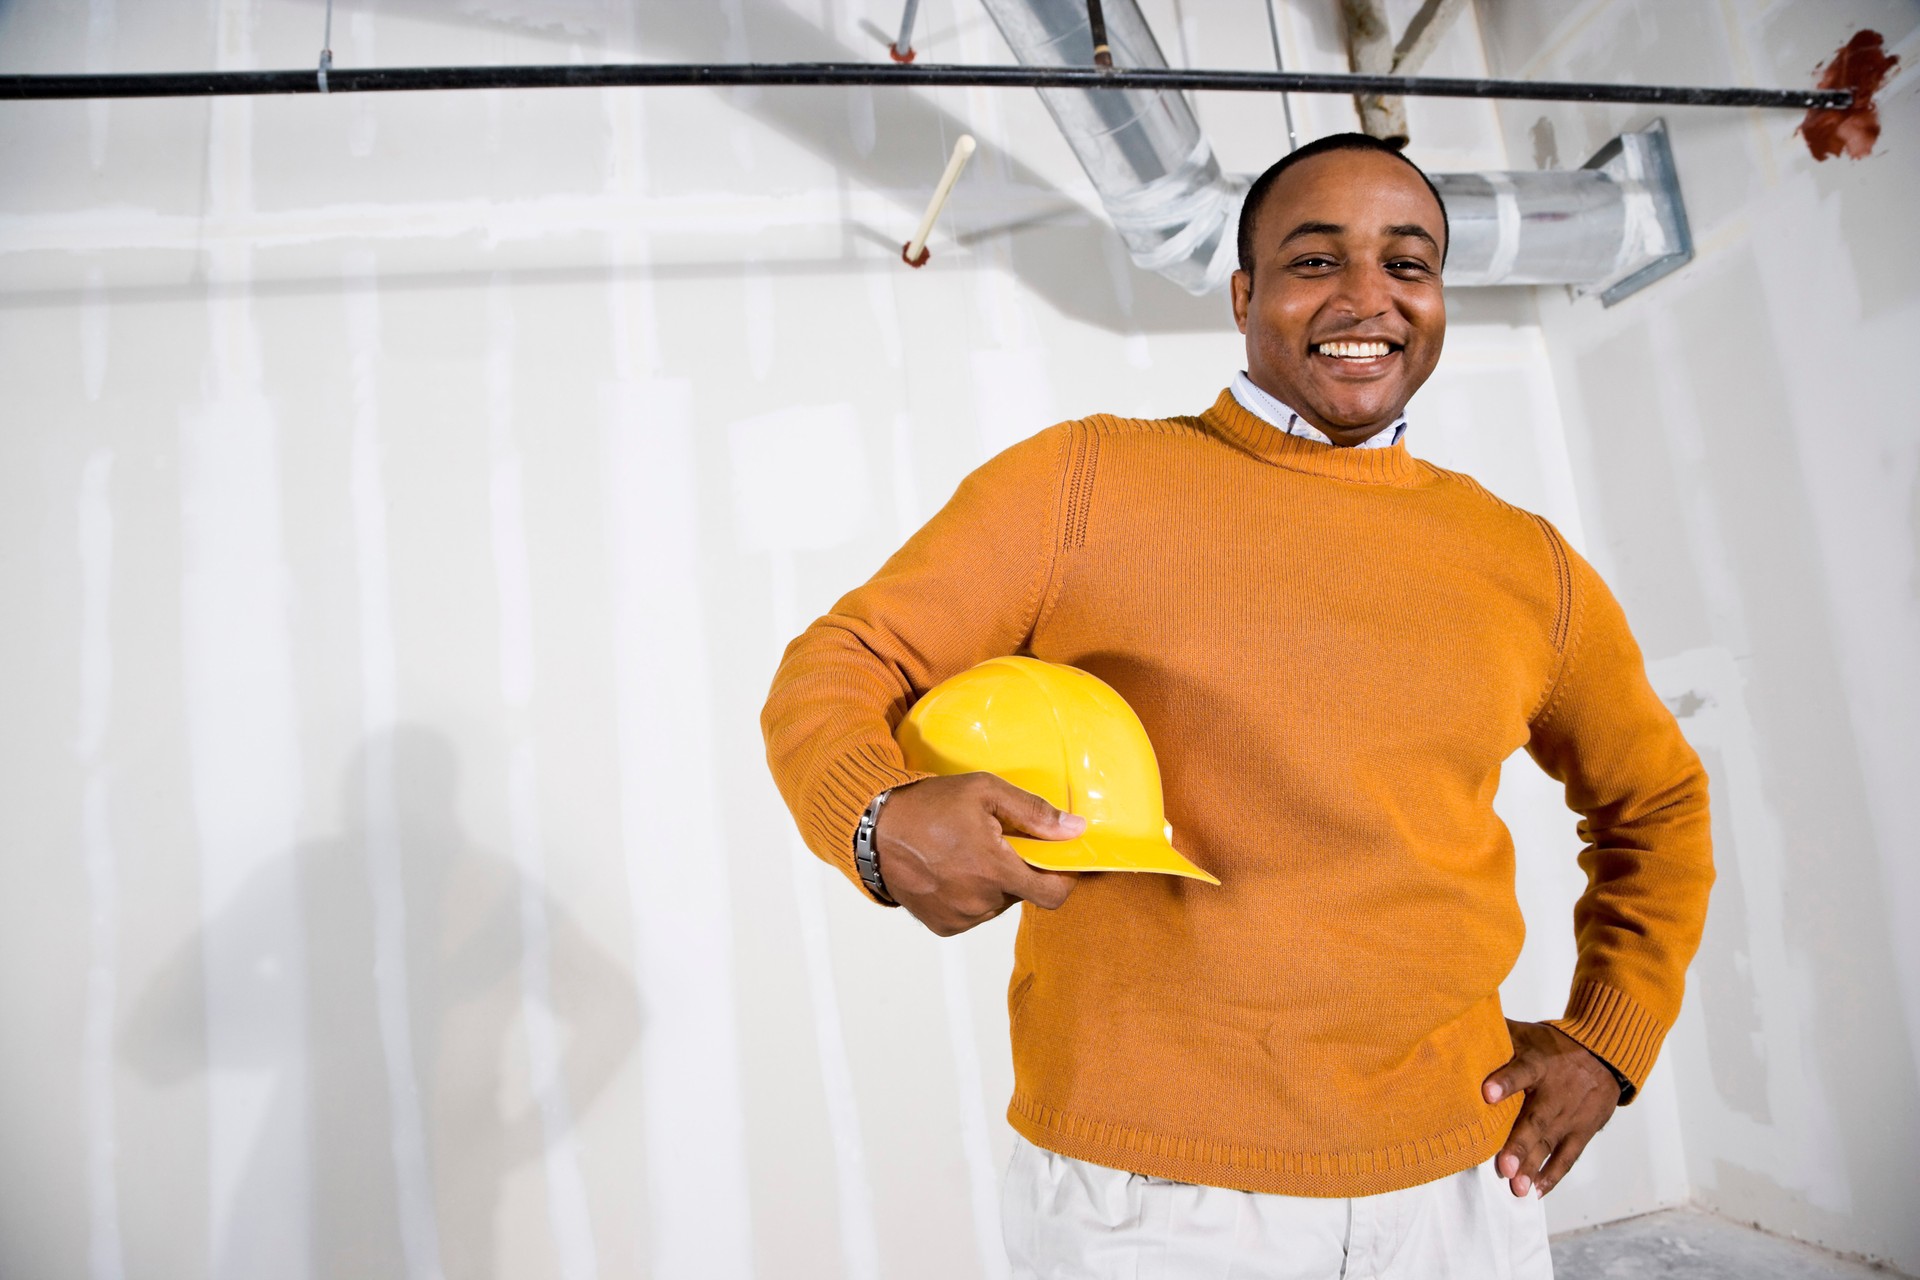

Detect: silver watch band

[853,789,895,904]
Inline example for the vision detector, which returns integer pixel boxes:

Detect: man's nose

[1331,261,1392,320]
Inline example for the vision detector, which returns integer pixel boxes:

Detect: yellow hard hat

[896,656,1219,884]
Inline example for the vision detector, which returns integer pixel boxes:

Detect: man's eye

[1293,256,1337,269]
[1389,260,1431,273]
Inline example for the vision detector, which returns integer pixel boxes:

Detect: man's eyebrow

[1386,224,1441,251]
[1277,220,1441,252]
[1278,220,1343,246]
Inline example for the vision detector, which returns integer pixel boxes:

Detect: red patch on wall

[1799,29,1899,161]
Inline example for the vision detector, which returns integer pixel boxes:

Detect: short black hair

[1236,133,1450,275]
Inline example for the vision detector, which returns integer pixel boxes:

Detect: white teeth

[1318,341,1392,358]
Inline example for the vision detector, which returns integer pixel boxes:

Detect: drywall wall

[0,0,1834,1275]
[1475,0,1920,1272]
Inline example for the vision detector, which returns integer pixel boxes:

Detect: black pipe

[1087,0,1113,70]
[0,62,1850,110]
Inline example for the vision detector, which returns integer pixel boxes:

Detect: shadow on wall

[264,0,1234,335]
[122,727,640,1279]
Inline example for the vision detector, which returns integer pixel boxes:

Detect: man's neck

[1230,373,1407,450]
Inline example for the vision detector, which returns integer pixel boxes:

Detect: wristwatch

[1600,1056,1633,1103]
[853,789,895,904]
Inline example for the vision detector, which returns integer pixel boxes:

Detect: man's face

[1230,149,1447,446]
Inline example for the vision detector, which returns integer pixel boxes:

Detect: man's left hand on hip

[1482,1018,1621,1198]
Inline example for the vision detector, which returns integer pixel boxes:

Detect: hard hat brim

[1006,830,1221,885]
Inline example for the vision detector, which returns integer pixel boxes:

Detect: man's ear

[1230,269,1252,335]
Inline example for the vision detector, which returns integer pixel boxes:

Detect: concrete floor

[1552,1208,1911,1279]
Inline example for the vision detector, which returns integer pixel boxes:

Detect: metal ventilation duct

[1434,121,1692,302]
[976,0,1247,295]
[981,0,1692,302]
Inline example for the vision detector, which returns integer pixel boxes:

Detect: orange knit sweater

[761,389,1714,1197]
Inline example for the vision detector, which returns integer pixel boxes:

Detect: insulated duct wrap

[1433,171,1629,286]
[978,0,1246,295]
[1432,121,1691,296]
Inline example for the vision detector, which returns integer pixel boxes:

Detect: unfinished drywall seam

[77,448,127,1280]
[600,374,757,1278]
[84,0,112,170]
[730,392,885,1277]
[771,544,884,1280]
[346,8,377,159]
[81,269,108,402]
[596,44,756,1271]
[785,820,885,1280]
[486,279,600,1280]
[343,255,444,1280]
[940,946,1011,1280]
[186,4,314,1272]
[887,398,1014,1280]
[0,187,1078,259]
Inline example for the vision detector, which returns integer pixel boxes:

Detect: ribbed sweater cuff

[806,742,935,905]
[1546,979,1669,1105]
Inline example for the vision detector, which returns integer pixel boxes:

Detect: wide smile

[1310,339,1403,376]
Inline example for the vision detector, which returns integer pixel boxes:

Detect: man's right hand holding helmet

[874,774,1085,937]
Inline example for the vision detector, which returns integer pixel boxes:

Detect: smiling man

[762,133,1714,1278]
[1233,137,1447,449]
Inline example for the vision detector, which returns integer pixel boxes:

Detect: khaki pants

[1003,1135,1554,1280]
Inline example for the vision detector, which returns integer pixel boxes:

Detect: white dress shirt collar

[1230,371,1408,450]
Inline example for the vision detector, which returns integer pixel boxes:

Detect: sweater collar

[1230,372,1407,450]
[1200,388,1429,488]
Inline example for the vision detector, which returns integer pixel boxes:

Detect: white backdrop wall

[1,1,1890,1277]
[1475,0,1920,1272]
